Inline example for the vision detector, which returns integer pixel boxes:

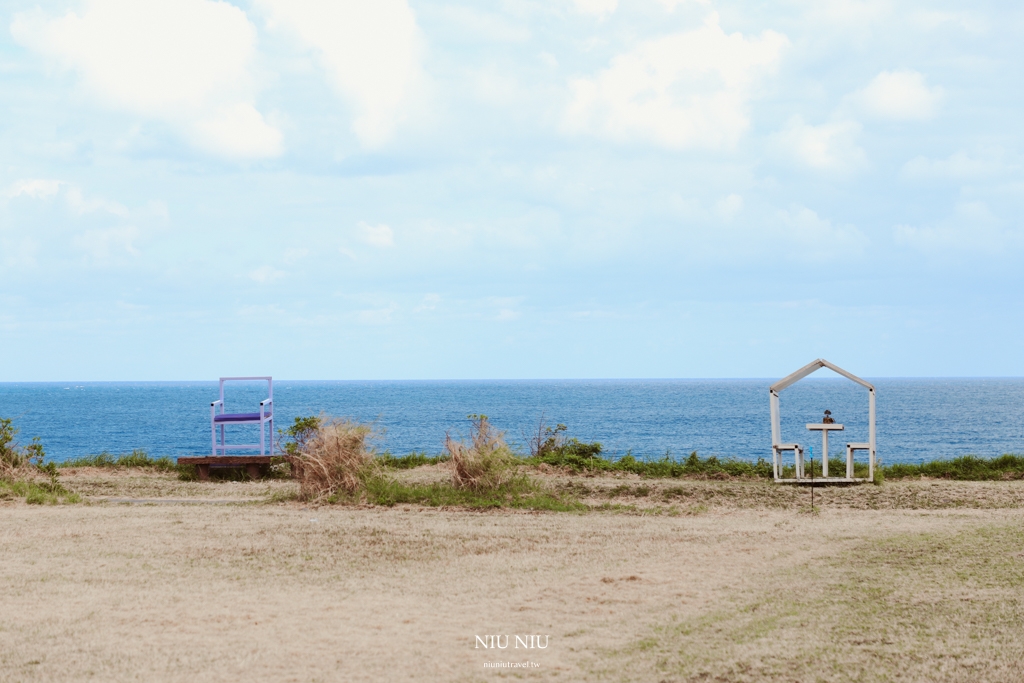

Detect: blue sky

[1,0,1022,380]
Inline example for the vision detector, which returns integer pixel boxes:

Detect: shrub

[290,417,378,502]
[446,414,518,491]
[279,415,324,456]
[0,417,45,478]
[523,418,605,471]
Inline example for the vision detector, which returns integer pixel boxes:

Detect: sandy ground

[2,470,1023,682]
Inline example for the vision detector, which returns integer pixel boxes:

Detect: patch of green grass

[882,454,1024,480]
[0,478,81,504]
[266,488,300,503]
[778,459,874,479]
[375,452,449,469]
[528,449,775,479]
[329,474,585,511]
[60,450,178,472]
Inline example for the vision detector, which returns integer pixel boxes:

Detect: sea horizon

[4,378,1023,464]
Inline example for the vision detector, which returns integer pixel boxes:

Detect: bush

[446,415,518,491]
[279,415,323,456]
[523,419,605,471]
[290,417,379,502]
[0,417,45,478]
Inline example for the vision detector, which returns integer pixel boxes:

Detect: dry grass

[56,466,295,501]
[290,418,378,502]
[2,496,1024,682]
[3,469,1024,681]
[445,415,518,491]
[601,520,1024,682]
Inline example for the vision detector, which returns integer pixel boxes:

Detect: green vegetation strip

[330,475,585,511]
[60,450,179,471]
[0,478,80,505]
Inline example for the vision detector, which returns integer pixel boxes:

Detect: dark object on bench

[177,456,273,481]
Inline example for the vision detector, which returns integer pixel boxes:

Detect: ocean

[2,379,1023,464]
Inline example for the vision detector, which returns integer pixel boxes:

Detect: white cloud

[4,178,62,200]
[572,0,618,17]
[73,225,141,261]
[0,236,39,269]
[356,303,398,325]
[808,0,890,26]
[282,248,309,265]
[249,265,285,282]
[655,0,710,10]
[851,70,942,121]
[255,0,425,148]
[483,297,523,321]
[564,13,788,149]
[894,201,1017,254]
[912,10,987,35]
[11,0,282,159]
[773,117,866,171]
[715,194,744,221]
[900,151,1008,180]
[65,186,129,217]
[358,222,395,248]
[189,103,284,159]
[4,179,135,217]
[415,293,440,312]
[438,6,530,43]
[775,205,867,256]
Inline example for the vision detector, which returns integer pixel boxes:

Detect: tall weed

[291,418,379,502]
[446,415,518,491]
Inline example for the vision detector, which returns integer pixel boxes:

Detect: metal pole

[809,445,814,510]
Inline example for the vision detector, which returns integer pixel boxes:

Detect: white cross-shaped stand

[805,423,844,478]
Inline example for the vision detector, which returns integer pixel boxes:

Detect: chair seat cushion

[213,412,270,423]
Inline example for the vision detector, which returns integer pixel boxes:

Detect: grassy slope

[602,523,1024,682]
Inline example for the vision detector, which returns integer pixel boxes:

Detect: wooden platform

[177,456,274,481]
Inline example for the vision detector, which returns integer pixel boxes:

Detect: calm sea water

[1,379,1023,464]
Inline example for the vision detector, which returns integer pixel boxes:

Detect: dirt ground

[2,470,1023,682]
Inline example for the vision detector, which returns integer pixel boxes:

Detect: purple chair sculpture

[210,377,274,456]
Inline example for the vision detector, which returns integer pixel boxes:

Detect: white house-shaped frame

[769,359,876,483]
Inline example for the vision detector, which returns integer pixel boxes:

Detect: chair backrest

[219,377,272,408]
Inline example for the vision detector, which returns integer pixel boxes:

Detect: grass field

[1,468,1023,682]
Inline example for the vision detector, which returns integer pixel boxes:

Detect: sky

[1,0,1023,381]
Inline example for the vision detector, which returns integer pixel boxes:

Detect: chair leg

[197,465,211,481]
